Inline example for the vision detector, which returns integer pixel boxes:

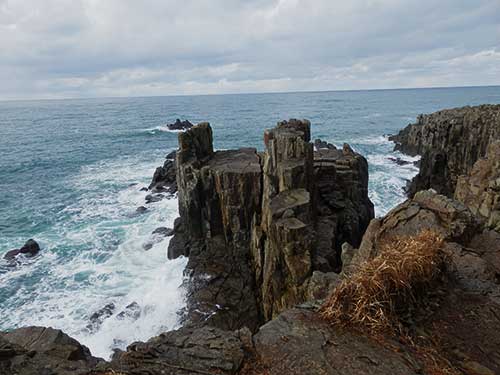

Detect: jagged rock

[303,271,341,300]
[455,140,500,232]
[117,302,141,321]
[390,105,500,197]
[314,138,336,150]
[3,239,40,260]
[387,156,412,166]
[0,327,101,375]
[87,303,116,331]
[108,325,245,375]
[167,119,194,131]
[148,158,177,194]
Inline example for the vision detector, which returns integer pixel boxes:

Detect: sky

[1,0,499,100]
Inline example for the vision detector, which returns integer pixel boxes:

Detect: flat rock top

[208,148,261,174]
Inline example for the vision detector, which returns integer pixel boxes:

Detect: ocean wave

[145,125,186,135]
[0,155,187,359]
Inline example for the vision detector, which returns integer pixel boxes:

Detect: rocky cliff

[168,119,374,325]
[390,104,500,197]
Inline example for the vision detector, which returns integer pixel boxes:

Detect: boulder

[148,158,177,194]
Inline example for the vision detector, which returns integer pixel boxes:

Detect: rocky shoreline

[1,105,500,375]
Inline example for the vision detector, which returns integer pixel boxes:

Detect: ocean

[1,86,499,358]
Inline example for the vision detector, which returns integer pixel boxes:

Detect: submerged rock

[152,226,174,236]
[3,239,40,260]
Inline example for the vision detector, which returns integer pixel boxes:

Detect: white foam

[0,155,187,359]
[146,125,186,134]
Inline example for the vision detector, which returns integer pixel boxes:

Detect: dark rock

[165,150,177,159]
[152,227,174,236]
[148,159,177,194]
[145,193,164,204]
[314,138,336,150]
[167,119,194,131]
[3,239,40,260]
[87,303,116,331]
[390,104,500,197]
[0,326,101,375]
[388,156,412,166]
[108,325,245,375]
[142,243,153,251]
[139,187,148,192]
[116,302,141,321]
[136,206,148,213]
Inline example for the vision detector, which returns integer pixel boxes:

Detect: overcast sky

[1,0,499,100]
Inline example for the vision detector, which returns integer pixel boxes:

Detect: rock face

[0,326,101,375]
[390,105,500,197]
[148,158,177,194]
[455,140,500,232]
[169,120,374,326]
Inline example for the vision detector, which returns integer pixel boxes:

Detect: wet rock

[390,104,500,197]
[87,303,116,331]
[3,239,40,260]
[139,187,148,192]
[167,118,194,131]
[145,193,164,204]
[152,226,174,236]
[136,206,148,213]
[388,156,412,166]
[148,159,177,194]
[117,302,141,321]
[108,325,245,375]
[0,326,101,375]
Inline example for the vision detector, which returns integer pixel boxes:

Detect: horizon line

[1,84,500,104]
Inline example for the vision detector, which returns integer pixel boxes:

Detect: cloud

[1,0,499,99]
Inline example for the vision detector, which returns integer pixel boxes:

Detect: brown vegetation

[321,230,446,332]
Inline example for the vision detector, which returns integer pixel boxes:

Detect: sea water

[1,86,499,358]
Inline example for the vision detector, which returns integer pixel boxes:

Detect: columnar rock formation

[455,140,500,232]
[390,104,500,197]
[168,119,374,324]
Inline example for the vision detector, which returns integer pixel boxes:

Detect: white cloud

[1,0,499,99]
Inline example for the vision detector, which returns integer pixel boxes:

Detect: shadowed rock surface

[390,105,500,197]
[0,327,102,375]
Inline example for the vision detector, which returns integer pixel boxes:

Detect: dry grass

[321,230,446,332]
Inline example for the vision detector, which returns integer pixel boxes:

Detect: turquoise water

[1,86,499,358]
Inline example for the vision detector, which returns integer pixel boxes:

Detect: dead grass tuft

[321,230,446,332]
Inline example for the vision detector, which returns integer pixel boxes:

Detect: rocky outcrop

[390,104,500,197]
[455,140,500,232]
[148,152,177,194]
[0,326,101,375]
[168,120,374,326]
[3,239,40,260]
[167,119,194,131]
[108,325,247,375]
